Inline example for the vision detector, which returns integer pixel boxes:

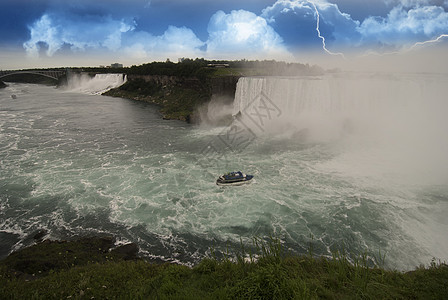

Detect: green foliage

[1,236,447,299]
[158,85,210,120]
[407,259,448,299]
[110,59,324,122]
[126,58,324,78]
[105,75,211,121]
[118,78,162,96]
[128,58,215,80]
[0,237,127,278]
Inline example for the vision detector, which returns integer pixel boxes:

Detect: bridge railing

[0,70,67,80]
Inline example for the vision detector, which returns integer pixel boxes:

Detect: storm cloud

[13,0,448,63]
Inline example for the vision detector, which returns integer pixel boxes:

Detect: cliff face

[127,74,240,97]
[105,75,240,123]
[208,76,240,98]
[128,74,199,87]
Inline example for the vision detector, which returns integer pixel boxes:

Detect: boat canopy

[223,171,245,180]
[216,171,253,186]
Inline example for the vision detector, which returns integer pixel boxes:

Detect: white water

[66,73,127,94]
[1,73,448,270]
[230,73,448,266]
[233,73,448,183]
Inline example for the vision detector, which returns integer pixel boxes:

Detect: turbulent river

[1,72,448,270]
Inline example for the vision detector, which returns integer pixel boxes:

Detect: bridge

[0,69,68,81]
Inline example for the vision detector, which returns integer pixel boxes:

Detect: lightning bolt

[306,1,446,59]
[361,34,448,57]
[407,34,448,51]
[309,1,346,59]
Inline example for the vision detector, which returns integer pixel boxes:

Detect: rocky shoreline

[1,234,447,299]
[1,235,140,280]
[103,74,239,123]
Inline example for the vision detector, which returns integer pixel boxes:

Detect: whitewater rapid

[65,73,127,95]
[1,72,447,270]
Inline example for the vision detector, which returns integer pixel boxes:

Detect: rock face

[111,243,139,260]
[0,236,140,279]
[208,76,240,98]
[128,74,187,86]
[32,229,48,242]
[105,75,241,123]
[127,74,239,97]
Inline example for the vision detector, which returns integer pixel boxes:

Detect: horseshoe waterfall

[1,72,447,270]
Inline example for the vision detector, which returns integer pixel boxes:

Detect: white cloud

[23,6,292,61]
[261,0,448,55]
[23,15,63,57]
[385,0,445,7]
[206,10,293,59]
[22,0,448,63]
[358,5,448,47]
[23,12,205,61]
[158,26,204,53]
[24,13,135,57]
[261,0,313,23]
[124,9,294,60]
[261,0,361,51]
[122,26,204,59]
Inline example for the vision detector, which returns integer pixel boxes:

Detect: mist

[197,94,235,127]
[200,52,448,188]
[65,73,127,95]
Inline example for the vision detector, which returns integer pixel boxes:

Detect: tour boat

[216,171,254,186]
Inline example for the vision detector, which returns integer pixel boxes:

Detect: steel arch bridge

[0,70,67,81]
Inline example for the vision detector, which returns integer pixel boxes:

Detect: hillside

[1,236,447,299]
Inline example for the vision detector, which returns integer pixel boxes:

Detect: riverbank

[103,75,216,123]
[1,236,447,299]
[103,73,240,123]
[0,81,6,89]
[1,60,323,122]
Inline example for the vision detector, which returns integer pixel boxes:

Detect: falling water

[66,73,127,95]
[1,72,447,270]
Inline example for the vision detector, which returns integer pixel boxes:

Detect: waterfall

[66,73,127,95]
[232,72,448,185]
[232,73,447,140]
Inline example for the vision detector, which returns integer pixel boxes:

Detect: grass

[1,236,447,299]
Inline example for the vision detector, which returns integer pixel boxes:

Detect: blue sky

[1,0,448,70]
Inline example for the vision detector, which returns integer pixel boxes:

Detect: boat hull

[216,175,254,186]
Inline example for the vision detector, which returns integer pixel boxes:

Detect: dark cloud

[2,0,448,68]
[0,1,48,46]
[328,0,390,19]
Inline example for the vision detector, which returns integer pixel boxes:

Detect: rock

[0,236,120,278]
[33,229,48,242]
[111,243,139,260]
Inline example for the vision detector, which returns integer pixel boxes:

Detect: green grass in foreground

[1,237,447,299]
